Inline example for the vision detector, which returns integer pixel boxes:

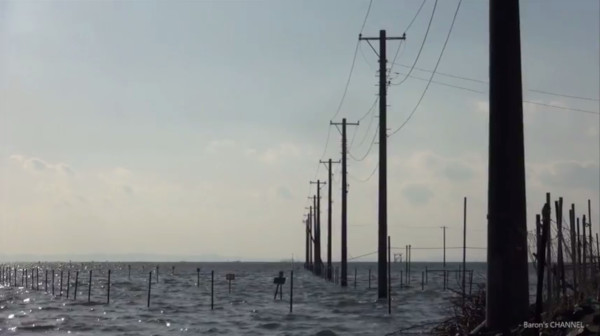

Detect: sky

[0,0,598,262]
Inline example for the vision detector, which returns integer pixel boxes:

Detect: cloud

[205,139,237,154]
[537,161,599,191]
[443,161,475,181]
[122,185,134,195]
[9,154,76,176]
[258,143,308,165]
[401,183,434,206]
[276,186,293,200]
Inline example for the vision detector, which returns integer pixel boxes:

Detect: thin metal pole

[211,270,214,310]
[147,271,152,307]
[289,270,294,313]
[67,271,71,299]
[88,270,92,303]
[74,271,79,300]
[107,270,111,304]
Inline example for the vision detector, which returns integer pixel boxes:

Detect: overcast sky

[1,0,598,262]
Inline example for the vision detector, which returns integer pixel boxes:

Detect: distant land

[0,253,273,263]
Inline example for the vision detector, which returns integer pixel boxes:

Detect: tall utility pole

[306,206,313,271]
[441,226,447,268]
[310,180,326,276]
[330,118,359,287]
[313,195,318,275]
[487,0,530,330]
[359,29,405,299]
[304,215,309,270]
[320,159,341,281]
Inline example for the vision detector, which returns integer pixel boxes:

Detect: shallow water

[0,262,486,335]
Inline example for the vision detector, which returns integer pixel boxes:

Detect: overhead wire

[392,0,438,87]
[389,71,599,115]
[389,0,462,138]
[349,124,379,162]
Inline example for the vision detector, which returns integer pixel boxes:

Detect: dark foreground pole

[462,197,467,311]
[60,270,63,297]
[487,0,530,331]
[368,268,371,289]
[128,265,131,280]
[388,235,391,315]
[197,268,200,287]
[147,271,152,307]
[52,270,55,296]
[290,270,294,313]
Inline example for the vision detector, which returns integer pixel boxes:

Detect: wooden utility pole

[359,29,405,299]
[310,180,326,276]
[320,159,340,281]
[486,0,529,330]
[304,215,309,270]
[313,195,318,275]
[307,206,313,271]
[330,118,359,287]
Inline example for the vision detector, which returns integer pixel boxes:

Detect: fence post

[197,268,200,287]
[107,270,111,304]
[147,271,152,307]
[211,270,214,310]
[290,270,294,313]
[88,270,92,303]
[67,271,71,299]
[74,271,79,300]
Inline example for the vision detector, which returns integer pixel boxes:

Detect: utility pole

[310,180,326,276]
[441,226,447,268]
[306,206,313,271]
[359,29,405,299]
[487,0,529,331]
[320,159,341,281]
[304,214,309,270]
[330,118,359,287]
[313,195,318,275]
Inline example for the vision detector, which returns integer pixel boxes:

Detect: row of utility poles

[303,0,536,333]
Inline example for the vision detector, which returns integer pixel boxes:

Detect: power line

[389,0,462,138]
[390,71,599,115]
[387,0,427,76]
[529,89,599,102]
[392,71,485,94]
[393,0,438,87]
[393,64,600,104]
[403,0,428,34]
[349,162,379,183]
[330,0,374,122]
[523,101,599,115]
[349,124,379,162]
